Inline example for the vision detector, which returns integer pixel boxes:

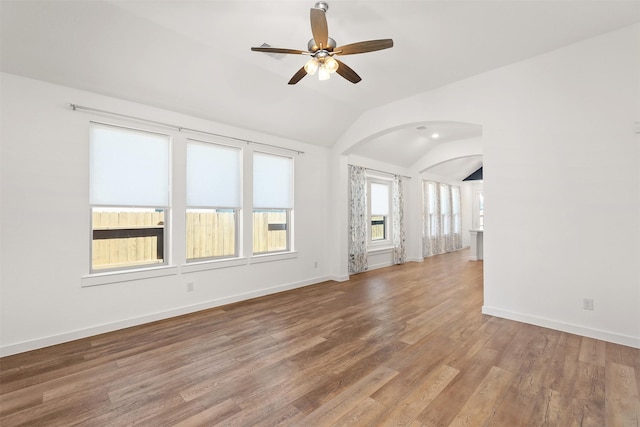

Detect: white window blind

[90,123,169,206]
[187,142,241,207]
[370,182,389,216]
[253,152,293,208]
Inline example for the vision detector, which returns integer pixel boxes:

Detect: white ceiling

[2,0,639,177]
[425,155,483,182]
[345,121,483,168]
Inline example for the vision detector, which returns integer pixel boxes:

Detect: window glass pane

[371,215,386,241]
[479,192,484,228]
[370,182,389,216]
[186,208,237,260]
[92,207,165,271]
[253,209,288,253]
[253,152,293,208]
[428,182,436,213]
[452,186,460,214]
[440,184,450,214]
[90,124,169,206]
[187,142,241,207]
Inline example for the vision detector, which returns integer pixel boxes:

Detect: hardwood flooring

[1,249,639,426]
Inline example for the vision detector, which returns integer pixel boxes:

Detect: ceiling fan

[251,1,393,85]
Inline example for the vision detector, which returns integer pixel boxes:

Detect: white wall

[2,24,639,355]
[0,73,331,356]
[333,24,640,348]
[481,25,640,347]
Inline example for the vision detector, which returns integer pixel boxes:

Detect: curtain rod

[69,103,305,155]
[349,164,411,180]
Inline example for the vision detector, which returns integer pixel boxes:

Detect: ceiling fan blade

[335,59,361,84]
[310,8,329,48]
[251,47,309,55]
[288,67,308,85]
[334,39,394,55]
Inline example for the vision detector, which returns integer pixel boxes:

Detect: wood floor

[1,250,639,426]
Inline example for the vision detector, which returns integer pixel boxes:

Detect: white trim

[482,306,640,349]
[81,265,178,287]
[368,246,393,254]
[250,251,298,264]
[182,257,248,273]
[2,274,330,357]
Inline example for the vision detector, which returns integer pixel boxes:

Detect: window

[89,123,170,272]
[452,186,461,234]
[475,190,484,229]
[440,183,451,235]
[253,152,293,254]
[369,181,390,242]
[186,141,241,261]
[426,181,438,235]
[422,180,462,257]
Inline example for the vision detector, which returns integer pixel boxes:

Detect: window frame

[185,139,242,262]
[252,151,294,255]
[90,206,169,273]
[252,208,291,255]
[440,183,451,236]
[426,181,438,236]
[185,208,240,262]
[452,186,461,234]
[88,122,171,273]
[367,176,392,248]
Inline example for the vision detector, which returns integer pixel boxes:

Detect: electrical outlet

[583,298,594,311]
[187,282,194,292]
[314,261,318,268]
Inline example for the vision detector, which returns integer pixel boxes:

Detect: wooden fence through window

[92,210,286,270]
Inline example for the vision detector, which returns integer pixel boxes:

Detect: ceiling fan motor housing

[314,1,329,12]
[308,37,336,53]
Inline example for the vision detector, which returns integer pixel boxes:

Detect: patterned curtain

[392,175,406,264]
[423,181,462,257]
[348,165,368,274]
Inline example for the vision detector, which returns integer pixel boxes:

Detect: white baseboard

[482,306,640,349]
[0,275,331,357]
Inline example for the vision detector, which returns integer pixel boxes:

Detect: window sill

[368,245,393,254]
[182,257,248,273]
[81,265,178,287]
[250,251,298,264]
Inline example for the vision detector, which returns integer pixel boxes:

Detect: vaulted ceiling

[2,0,638,175]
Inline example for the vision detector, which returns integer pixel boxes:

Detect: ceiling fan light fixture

[318,65,331,80]
[324,55,339,73]
[304,57,319,75]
